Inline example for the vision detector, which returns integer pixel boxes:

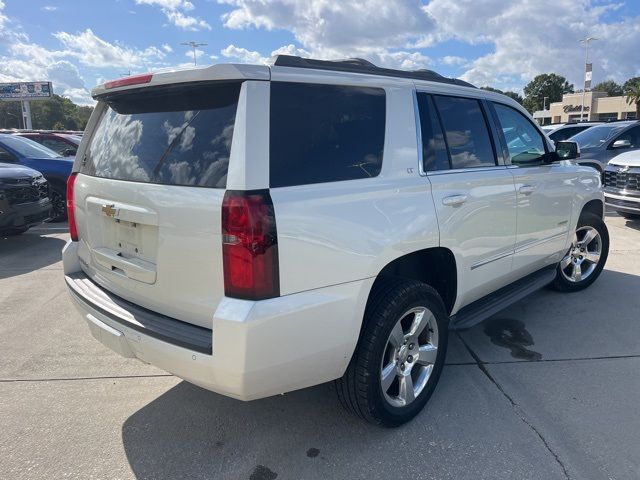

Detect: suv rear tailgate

[74,81,242,328]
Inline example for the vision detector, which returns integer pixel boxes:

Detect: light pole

[579,36,597,122]
[181,41,207,66]
[543,96,549,110]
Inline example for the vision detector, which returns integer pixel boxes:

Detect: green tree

[480,86,524,104]
[593,80,623,96]
[623,77,640,119]
[0,94,93,130]
[523,73,574,113]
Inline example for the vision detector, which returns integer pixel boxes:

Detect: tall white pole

[21,100,32,130]
[579,37,597,122]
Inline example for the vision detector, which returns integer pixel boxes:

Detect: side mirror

[555,141,580,160]
[63,148,76,156]
[611,139,631,149]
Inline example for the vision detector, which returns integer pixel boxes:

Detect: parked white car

[604,150,640,218]
[63,56,609,426]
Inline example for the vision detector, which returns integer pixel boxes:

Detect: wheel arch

[370,247,457,315]
[581,198,604,220]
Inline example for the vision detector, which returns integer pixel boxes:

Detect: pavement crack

[0,374,173,383]
[446,353,640,366]
[456,331,571,480]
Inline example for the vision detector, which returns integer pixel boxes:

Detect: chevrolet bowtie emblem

[102,204,117,217]
[618,165,630,173]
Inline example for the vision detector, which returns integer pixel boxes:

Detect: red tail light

[105,73,152,89]
[66,173,78,241]
[222,190,279,300]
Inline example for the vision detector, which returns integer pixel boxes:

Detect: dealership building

[533,91,637,125]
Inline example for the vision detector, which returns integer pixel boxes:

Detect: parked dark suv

[569,120,640,171]
[0,134,73,221]
[0,163,51,235]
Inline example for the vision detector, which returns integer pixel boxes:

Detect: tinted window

[270,82,385,188]
[616,125,640,147]
[571,124,627,148]
[549,126,585,143]
[493,103,546,166]
[417,93,449,171]
[0,146,15,161]
[82,82,241,188]
[433,96,495,169]
[41,138,73,155]
[0,135,61,158]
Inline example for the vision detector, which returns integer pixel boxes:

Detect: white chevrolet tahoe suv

[63,56,609,426]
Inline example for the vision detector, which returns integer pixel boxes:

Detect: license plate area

[84,197,159,284]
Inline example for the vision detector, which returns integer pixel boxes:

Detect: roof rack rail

[272,55,476,88]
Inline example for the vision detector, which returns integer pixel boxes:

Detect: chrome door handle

[442,194,468,206]
[519,185,536,195]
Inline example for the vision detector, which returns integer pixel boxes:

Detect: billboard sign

[0,82,52,100]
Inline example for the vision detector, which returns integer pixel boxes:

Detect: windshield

[0,135,62,158]
[570,124,627,148]
[83,82,241,188]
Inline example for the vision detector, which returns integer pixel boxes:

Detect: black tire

[48,185,67,222]
[617,211,640,220]
[551,213,609,292]
[335,277,448,427]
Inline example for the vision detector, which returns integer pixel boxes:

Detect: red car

[14,132,81,157]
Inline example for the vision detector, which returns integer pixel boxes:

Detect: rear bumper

[63,241,372,400]
[0,197,51,230]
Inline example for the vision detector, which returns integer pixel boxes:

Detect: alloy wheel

[560,226,602,283]
[380,306,439,407]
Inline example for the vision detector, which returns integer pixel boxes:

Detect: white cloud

[184,48,205,63]
[53,29,165,68]
[135,0,210,30]
[217,0,640,91]
[161,43,173,53]
[219,0,435,57]
[0,57,94,105]
[0,19,170,106]
[136,0,194,9]
[221,44,267,64]
[424,0,640,89]
[165,10,211,30]
[440,55,467,66]
[41,5,57,11]
[270,44,310,58]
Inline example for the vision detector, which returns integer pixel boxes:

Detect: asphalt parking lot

[1,212,639,480]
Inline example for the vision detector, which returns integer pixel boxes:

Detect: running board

[450,266,557,330]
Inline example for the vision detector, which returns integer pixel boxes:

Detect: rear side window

[549,126,584,143]
[433,95,496,169]
[269,82,385,188]
[82,82,241,188]
[416,93,450,171]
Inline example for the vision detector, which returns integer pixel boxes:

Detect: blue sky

[1,0,639,105]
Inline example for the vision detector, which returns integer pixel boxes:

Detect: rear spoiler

[92,63,270,99]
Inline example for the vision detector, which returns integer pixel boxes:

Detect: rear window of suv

[269,82,386,188]
[82,82,241,188]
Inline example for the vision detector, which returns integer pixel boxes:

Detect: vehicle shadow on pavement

[121,380,382,480]
[623,219,640,231]
[0,233,65,279]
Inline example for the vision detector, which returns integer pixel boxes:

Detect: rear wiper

[152,111,201,178]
